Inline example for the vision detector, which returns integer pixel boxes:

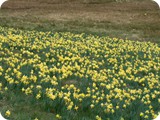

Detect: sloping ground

[0,26,159,120]
[0,1,160,119]
[0,0,160,43]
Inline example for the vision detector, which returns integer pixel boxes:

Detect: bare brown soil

[1,0,160,43]
[2,1,159,22]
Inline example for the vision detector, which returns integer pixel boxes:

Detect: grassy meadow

[0,0,160,120]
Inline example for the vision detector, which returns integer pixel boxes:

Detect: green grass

[0,17,159,44]
[0,91,57,120]
[0,0,159,119]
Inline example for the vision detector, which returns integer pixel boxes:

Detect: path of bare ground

[0,0,160,43]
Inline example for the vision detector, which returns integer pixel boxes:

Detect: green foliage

[0,26,159,120]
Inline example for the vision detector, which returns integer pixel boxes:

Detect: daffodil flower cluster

[0,26,159,120]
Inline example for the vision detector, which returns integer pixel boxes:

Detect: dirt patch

[2,1,159,24]
[0,0,160,43]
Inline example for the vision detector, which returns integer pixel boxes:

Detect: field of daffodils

[0,26,159,120]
